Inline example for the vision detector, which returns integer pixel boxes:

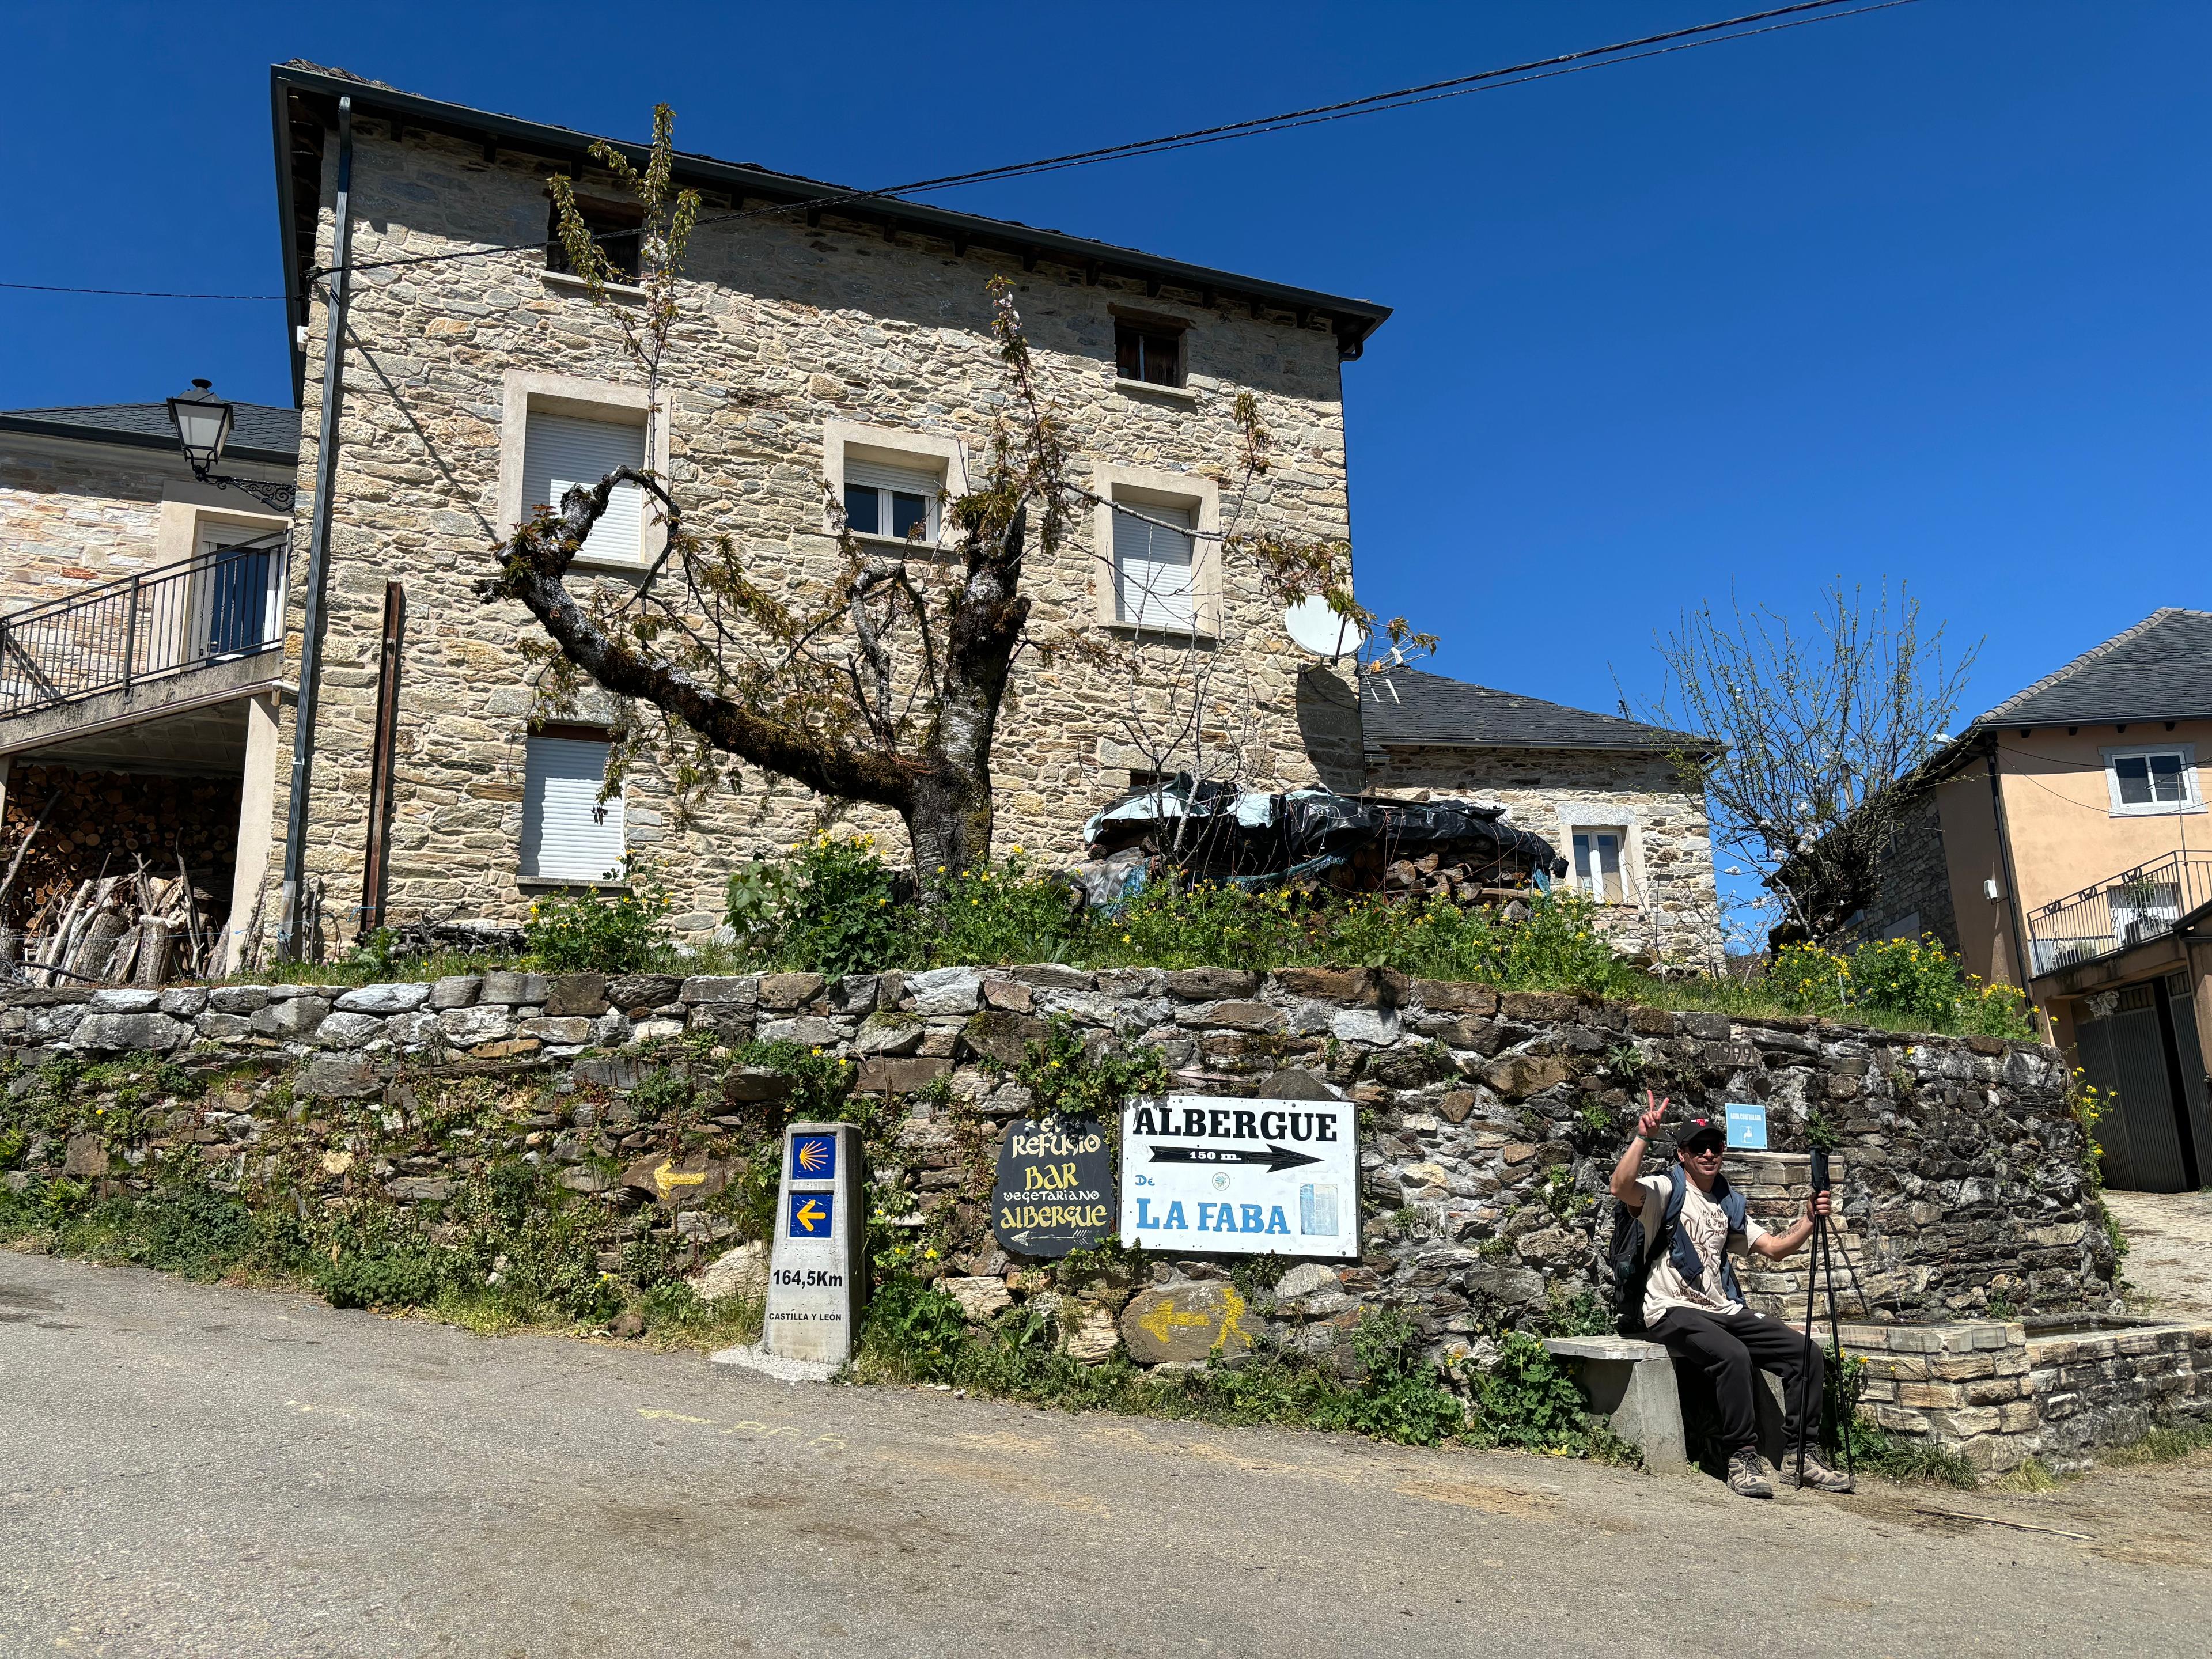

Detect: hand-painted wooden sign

[992,1116,1113,1259]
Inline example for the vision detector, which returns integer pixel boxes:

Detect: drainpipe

[279,94,352,960]
[1985,742,2040,1028]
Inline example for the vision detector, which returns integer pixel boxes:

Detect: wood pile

[0,764,238,925]
[1373,850,1537,904]
[18,860,220,985]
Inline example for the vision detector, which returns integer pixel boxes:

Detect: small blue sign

[791,1134,838,1182]
[787,1190,835,1238]
[1726,1103,1768,1151]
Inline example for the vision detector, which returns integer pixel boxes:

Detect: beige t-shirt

[1634,1172,1766,1324]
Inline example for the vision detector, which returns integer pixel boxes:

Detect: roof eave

[0,414,296,469]
[267,63,1393,358]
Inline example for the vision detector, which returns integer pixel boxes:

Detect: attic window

[1115,323,1183,388]
[546,196,642,283]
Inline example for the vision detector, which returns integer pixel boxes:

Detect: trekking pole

[1799,1205,1821,1490]
[1817,1210,1854,1479]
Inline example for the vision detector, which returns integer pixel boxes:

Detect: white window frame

[497,372,668,574]
[519,730,627,886]
[2102,743,2203,816]
[1569,826,1634,905]
[821,420,966,553]
[1088,460,1221,638]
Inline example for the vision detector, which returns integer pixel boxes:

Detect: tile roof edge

[1972,608,2208,728]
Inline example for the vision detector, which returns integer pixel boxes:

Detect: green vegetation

[1767,934,2035,1039]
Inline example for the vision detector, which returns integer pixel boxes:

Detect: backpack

[1607,1166,1679,1337]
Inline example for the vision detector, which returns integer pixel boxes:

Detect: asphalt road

[6,1253,2210,1658]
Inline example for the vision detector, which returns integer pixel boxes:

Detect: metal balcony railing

[2025,851,2212,978]
[0,532,288,719]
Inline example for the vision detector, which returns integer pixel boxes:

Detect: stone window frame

[2100,741,2204,817]
[820,419,970,555]
[1557,808,1645,907]
[496,370,669,574]
[1089,460,1222,641]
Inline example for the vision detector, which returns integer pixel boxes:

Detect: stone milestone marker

[763,1121,864,1365]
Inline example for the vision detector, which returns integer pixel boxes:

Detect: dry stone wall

[2,963,2111,1373]
[272,123,1365,940]
[0,449,168,612]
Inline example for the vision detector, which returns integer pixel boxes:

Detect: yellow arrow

[654,1161,708,1198]
[794,1198,826,1233]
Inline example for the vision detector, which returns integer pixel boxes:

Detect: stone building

[262,63,1396,952]
[1358,668,1722,966]
[0,65,1722,974]
[0,400,301,967]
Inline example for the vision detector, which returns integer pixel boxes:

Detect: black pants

[1650,1305,1824,1456]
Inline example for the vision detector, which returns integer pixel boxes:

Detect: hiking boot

[1726,1449,1774,1499]
[1779,1449,1855,1493]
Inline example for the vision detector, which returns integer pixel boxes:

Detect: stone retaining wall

[1843,1317,2212,1473]
[0,966,2115,1373]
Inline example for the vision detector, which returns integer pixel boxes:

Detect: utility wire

[343,0,1915,279]
[0,0,1921,300]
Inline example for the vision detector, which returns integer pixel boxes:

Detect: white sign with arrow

[1119,1093,1360,1260]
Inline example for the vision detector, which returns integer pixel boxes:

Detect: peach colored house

[1862,609,2212,1190]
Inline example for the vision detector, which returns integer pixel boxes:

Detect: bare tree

[483,107,1411,876]
[1627,581,1978,946]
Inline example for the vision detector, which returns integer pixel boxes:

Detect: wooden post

[359,582,406,940]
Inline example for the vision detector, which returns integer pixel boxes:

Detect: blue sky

[3,1,2203,851]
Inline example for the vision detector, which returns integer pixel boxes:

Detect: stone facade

[1,963,2112,1384]
[0,447,166,611]
[267,118,1369,940]
[1852,790,1962,955]
[1361,743,1721,967]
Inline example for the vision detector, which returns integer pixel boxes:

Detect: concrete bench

[1543,1335,1788,1473]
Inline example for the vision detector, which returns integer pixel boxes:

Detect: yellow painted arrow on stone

[654,1161,709,1199]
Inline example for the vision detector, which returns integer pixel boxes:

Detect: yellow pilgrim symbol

[1135,1284,1251,1353]
[793,1198,826,1234]
[653,1160,709,1199]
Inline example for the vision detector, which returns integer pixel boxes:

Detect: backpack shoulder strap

[1643,1166,1686,1263]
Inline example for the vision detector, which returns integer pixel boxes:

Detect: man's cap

[1677,1117,1726,1152]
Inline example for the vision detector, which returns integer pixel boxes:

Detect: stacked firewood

[18,860,221,986]
[0,765,238,924]
[1374,850,1533,903]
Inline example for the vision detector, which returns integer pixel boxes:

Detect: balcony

[2026,852,2212,979]
[0,532,288,722]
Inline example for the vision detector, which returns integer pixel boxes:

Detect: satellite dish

[1283,594,1366,660]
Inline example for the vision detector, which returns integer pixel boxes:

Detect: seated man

[1609,1093,1853,1498]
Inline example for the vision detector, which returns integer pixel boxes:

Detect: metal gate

[2074,974,2212,1191]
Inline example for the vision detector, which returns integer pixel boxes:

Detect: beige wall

[267,123,1366,940]
[1932,769,2012,986]
[1992,722,2212,914]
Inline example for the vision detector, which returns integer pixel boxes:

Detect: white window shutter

[1112,498,1195,627]
[524,411,647,565]
[843,457,940,497]
[521,736,626,882]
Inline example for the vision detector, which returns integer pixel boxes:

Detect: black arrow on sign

[1149,1143,1321,1173]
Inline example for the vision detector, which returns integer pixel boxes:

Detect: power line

[0,280,285,301]
[343,0,1915,280]
[2,0,1922,301]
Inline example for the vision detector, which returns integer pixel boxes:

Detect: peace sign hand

[1636,1090,1669,1141]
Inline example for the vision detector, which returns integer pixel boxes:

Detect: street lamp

[167,379,296,512]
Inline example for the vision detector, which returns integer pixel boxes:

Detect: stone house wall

[1854,790,1963,955]
[3,963,2111,1376]
[266,122,1366,939]
[0,447,166,612]
[1361,743,1721,968]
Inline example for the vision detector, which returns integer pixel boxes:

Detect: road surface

[6,1252,2210,1657]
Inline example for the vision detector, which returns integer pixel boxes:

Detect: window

[522,410,647,566]
[1570,829,1631,904]
[1115,323,1183,387]
[520,732,626,883]
[2104,745,2201,816]
[545,196,642,282]
[1112,494,1196,628]
[843,455,940,544]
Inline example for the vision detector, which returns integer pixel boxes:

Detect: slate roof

[0,402,300,466]
[1972,609,2212,729]
[1360,668,1709,753]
